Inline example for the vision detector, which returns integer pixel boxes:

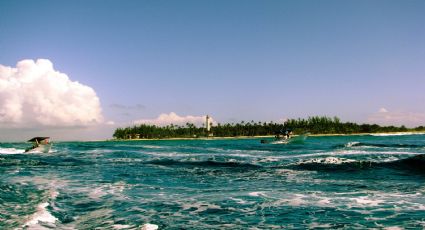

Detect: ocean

[1,134,424,229]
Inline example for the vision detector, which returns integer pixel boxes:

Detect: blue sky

[1,0,424,140]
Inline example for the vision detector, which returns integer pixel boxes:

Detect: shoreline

[107,131,425,142]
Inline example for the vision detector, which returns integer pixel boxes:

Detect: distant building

[206,115,213,137]
[125,134,140,139]
[206,115,211,132]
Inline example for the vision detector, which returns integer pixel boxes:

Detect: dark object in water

[25,137,51,153]
[27,137,50,142]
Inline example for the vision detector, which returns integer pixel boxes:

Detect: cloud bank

[134,112,215,127]
[0,59,103,128]
[368,108,425,127]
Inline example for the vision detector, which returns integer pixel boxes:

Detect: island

[113,116,425,140]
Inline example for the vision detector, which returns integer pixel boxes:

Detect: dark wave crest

[146,159,262,170]
[289,154,425,174]
[385,154,425,173]
[289,157,374,171]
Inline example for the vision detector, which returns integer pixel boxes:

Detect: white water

[0,147,25,154]
[371,132,425,136]
[23,202,58,228]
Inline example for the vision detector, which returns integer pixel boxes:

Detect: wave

[0,155,91,167]
[289,157,374,171]
[0,147,56,155]
[344,142,360,148]
[336,142,425,149]
[370,132,425,136]
[385,154,425,173]
[0,158,48,167]
[141,223,159,230]
[23,202,58,228]
[289,154,425,174]
[20,182,59,229]
[146,159,262,170]
[0,147,25,154]
[143,145,165,149]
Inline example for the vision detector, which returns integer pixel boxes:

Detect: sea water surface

[1,134,425,229]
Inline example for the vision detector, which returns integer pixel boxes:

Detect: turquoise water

[1,134,425,229]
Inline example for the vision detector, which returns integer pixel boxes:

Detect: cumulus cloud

[378,107,388,113]
[0,59,103,128]
[367,108,425,127]
[134,112,215,127]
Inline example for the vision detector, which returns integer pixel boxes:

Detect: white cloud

[0,59,103,128]
[134,112,215,127]
[367,108,425,127]
[378,107,388,113]
[106,121,115,125]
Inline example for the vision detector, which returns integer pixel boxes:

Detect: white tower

[206,115,211,132]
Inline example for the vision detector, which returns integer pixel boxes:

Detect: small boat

[261,134,309,144]
[24,137,52,153]
[270,134,308,144]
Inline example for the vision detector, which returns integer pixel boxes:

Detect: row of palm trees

[112,116,424,139]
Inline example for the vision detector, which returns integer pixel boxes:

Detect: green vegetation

[113,116,425,139]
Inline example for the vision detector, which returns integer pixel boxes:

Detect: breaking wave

[0,147,25,154]
[386,154,425,172]
[290,154,425,174]
[336,142,425,149]
[370,132,425,136]
[290,157,374,171]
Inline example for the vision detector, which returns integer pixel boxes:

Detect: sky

[1,0,425,141]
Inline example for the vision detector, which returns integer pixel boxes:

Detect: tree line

[112,116,425,139]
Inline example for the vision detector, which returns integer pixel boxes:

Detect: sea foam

[371,132,425,136]
[345,141,360,147]
[301,157,356,165]
[23,202,58,228]
[249,191,267,197]
[0,147,25,154]
[141,223,159,230]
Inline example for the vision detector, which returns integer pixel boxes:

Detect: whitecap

[248,191,267,197]
[0,147,25,154]
[23,202,58,228]
[113,224,133,229]
[371,132,425,136]
[349,196,385,207]
[85,181,128,200]
[301,157,356,165]
[141,223,159,230]
[309,223,332,229]
[345,141,360,147]
[230,197,247,204]
[270,150,370,160]
[256,156,279,163]
[383,227,404,230]
[143,145,164,149]
[88,187,108,199]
